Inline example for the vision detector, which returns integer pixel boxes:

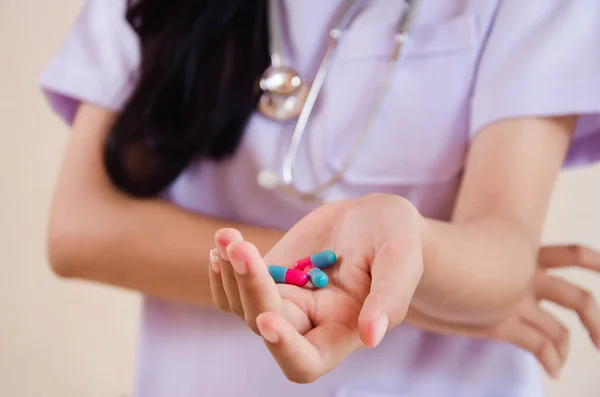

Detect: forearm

[49,196,284,306]
[412,117,575,326]
[49,103,284,306]
[404,306,487,339]
[415,215,537,325]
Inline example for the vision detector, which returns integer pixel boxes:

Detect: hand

[405,244,600,378]
[208,194,424,383]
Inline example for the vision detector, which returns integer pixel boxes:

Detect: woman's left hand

[208,194,424,383]
[405,244,600,378]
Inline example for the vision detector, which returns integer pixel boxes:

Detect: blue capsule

[294,250,337,270]
[306,266,328,289]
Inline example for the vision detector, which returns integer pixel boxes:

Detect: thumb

[358,240,423,348]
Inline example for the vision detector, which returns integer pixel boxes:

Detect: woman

[41,0,600,396]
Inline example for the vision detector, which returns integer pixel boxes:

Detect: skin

[405,245,600,378]
[212,240,600,379]
[49,103,600,382]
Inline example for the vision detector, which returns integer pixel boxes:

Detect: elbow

[498,242,539,316]
[47,221,83,278]
[46,211,100,279]
[476,255,538,326]
[475,220,540,325]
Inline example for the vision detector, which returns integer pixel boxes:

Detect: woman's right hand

[207,196,425,383]
[406,244,600,378]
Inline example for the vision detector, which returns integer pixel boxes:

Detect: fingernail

[373,314,389,347]
[552,369,561,379]
[210,249,220,273]
[258,323,279,344]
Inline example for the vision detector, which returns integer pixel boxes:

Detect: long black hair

[104,0,270,196]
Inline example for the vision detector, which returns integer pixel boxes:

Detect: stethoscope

[257,0,419,204]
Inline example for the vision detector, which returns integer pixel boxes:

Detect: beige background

[1,1,599,396]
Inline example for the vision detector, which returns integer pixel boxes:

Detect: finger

[536,273,600,348]
[359,239,423,348]
[219,260,244,316]
[214,229,245,316]
[538,245,600,270]
[256,312,360,384]
[215,228,244,261]
[208,249,230,312]
[501,321,563,378]
[227,240,284,333]
[521,306,569,363]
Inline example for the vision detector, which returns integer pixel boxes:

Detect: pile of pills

[268,250,336,289]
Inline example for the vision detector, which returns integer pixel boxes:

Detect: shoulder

[470,0,600,165]
[40,0,140,123]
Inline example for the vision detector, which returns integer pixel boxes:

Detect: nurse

[40,0,600,396]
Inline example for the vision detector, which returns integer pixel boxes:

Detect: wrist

[413,216,439,310]
[411,215,475,322]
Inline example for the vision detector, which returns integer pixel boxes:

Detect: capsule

[268,265,309,287]
[294,250,337,270]
[305,265,329,289]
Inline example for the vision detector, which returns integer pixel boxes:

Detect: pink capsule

[268,265,309,287]
[294,250,337,270]
[294,257,312,271]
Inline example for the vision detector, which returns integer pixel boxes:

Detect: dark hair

[104,0,270,196]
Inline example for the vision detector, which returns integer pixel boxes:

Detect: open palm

[209,194,424,382]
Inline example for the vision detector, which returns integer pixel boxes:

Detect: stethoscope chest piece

[258,66,309,121]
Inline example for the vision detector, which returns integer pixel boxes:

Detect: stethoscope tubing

[261,0,418,203]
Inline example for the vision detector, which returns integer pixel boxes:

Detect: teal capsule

[306,266,328,289]
[294,250,337,270]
